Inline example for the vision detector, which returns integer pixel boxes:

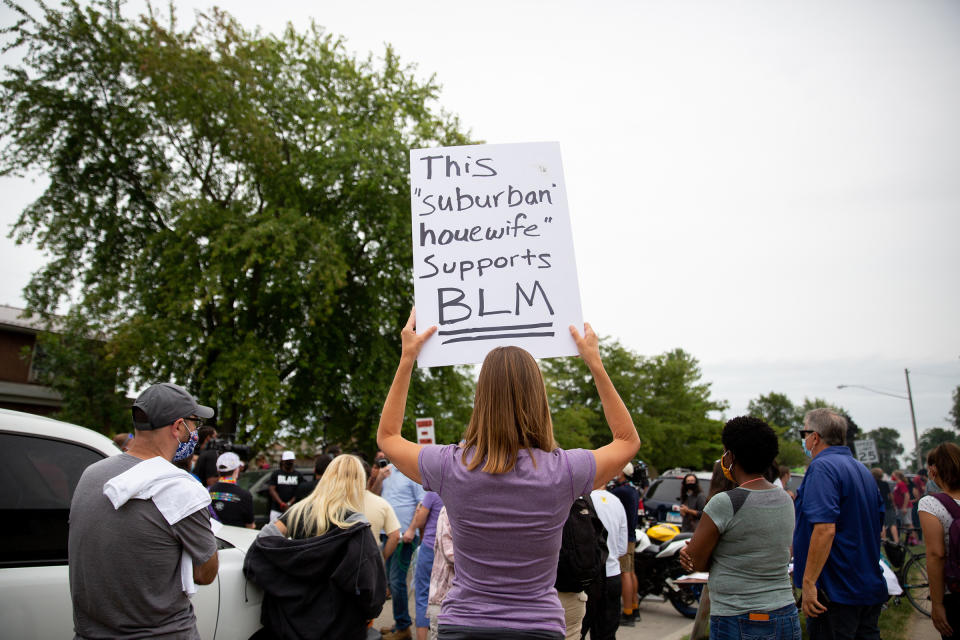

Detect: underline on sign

[442,332,556,345]
[437,322,554,336]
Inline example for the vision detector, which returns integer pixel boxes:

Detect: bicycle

[882,527,930,617]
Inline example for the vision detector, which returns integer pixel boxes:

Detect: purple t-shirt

[420,491,444,551]
[418,443,596,634]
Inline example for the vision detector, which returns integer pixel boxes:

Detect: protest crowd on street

[62,312,960,640]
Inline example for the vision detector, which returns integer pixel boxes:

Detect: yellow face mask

[720,451,735,482]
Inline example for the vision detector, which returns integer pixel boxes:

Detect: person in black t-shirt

[192,426,219,487]
[609,463,640,627]
[268,451,304,523]
[209,452,255,528]
[871,467,898,543]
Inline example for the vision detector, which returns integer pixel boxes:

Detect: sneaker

[620,613,636,627]
[382,628,412,640]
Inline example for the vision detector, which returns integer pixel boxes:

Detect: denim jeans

[387,538,418,631]
[710,604,801,640]
[414,541,435,628]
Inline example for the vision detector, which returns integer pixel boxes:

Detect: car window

[237,469,269,490]
[0,432,104,567]
[646,478,683,502]
[788,474,804,492]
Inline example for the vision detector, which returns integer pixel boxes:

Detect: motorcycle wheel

[667,583,701,619]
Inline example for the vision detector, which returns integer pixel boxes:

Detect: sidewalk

[908,610,940,640]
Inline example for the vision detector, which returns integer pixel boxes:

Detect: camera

[605,459,649,491]
[206,437,252,460]
[377,458,389,468]
[631,459,649,489]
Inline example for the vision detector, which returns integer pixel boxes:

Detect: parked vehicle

[0,409,263,639]
[634,515,701,618]
[237,468,271,491]
[642,469,712,525]
[785,472,804,494]
[248,465,316,528]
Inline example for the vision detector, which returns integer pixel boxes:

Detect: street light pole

[904,368,921,471]
[836,376,921,470]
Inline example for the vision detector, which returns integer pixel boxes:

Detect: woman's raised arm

[569,323,641,489]
[377,309,437,484]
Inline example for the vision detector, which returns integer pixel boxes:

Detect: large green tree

[543,340,727,472]
[746,391,803,464]
[915,427,959,464]
[1,1,474,448]
[745,392,856,467]
[746,391,800,437]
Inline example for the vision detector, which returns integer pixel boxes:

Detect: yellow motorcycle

[634,517,701,618]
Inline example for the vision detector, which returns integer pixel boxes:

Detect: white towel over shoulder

[103,456,216,595]
[103,456,211,524]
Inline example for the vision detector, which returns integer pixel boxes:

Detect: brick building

[0,305,62,416]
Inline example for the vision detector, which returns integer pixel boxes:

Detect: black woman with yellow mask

[678,416,799,640]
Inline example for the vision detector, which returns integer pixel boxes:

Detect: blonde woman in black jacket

[244,454,386,640]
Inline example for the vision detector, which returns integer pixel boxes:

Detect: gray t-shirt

[703,487,796,616]
[68,453,218,639]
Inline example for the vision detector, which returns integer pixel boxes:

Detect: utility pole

[904,368,921,470]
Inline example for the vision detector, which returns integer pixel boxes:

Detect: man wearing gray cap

[68,382,219,639]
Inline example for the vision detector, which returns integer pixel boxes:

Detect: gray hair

[804,408,847,446]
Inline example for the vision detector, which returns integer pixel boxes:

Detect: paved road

[374,590,693,639]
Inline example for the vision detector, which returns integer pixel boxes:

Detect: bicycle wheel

[903,553,931,617]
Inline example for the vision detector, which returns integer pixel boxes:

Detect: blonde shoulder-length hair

[284,454,366,538]
[462,346,556,474]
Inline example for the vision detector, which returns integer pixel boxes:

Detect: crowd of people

[66,312,959,640]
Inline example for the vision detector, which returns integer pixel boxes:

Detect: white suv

[0,408,263,639]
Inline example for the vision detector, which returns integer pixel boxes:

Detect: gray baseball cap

[132,382,214,430]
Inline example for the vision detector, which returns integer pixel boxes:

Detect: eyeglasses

[799,430,816,439]
[183,416,203,429]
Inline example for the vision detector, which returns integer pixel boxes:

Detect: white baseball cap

[281,451,296,461]
[216,452,241,473]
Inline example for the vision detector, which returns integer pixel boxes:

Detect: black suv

[642,470,711,524]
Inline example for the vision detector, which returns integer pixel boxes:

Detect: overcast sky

[2,0,958,462]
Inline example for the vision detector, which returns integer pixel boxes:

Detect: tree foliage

[1,0,474,448]
[745,392,856,467]
[28,322,131,435]
[747,391,801,437]
[863,427,904,474]
[916,427,959,463]
[543,340,727,473]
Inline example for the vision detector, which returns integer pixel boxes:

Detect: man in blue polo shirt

[794,408,887,640]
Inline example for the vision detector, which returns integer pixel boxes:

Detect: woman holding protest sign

[377,309,639,640]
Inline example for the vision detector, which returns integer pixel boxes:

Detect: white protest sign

[410,142,583,368]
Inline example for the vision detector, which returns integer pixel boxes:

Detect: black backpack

[555,494,608,592]
[932,493,960,592]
